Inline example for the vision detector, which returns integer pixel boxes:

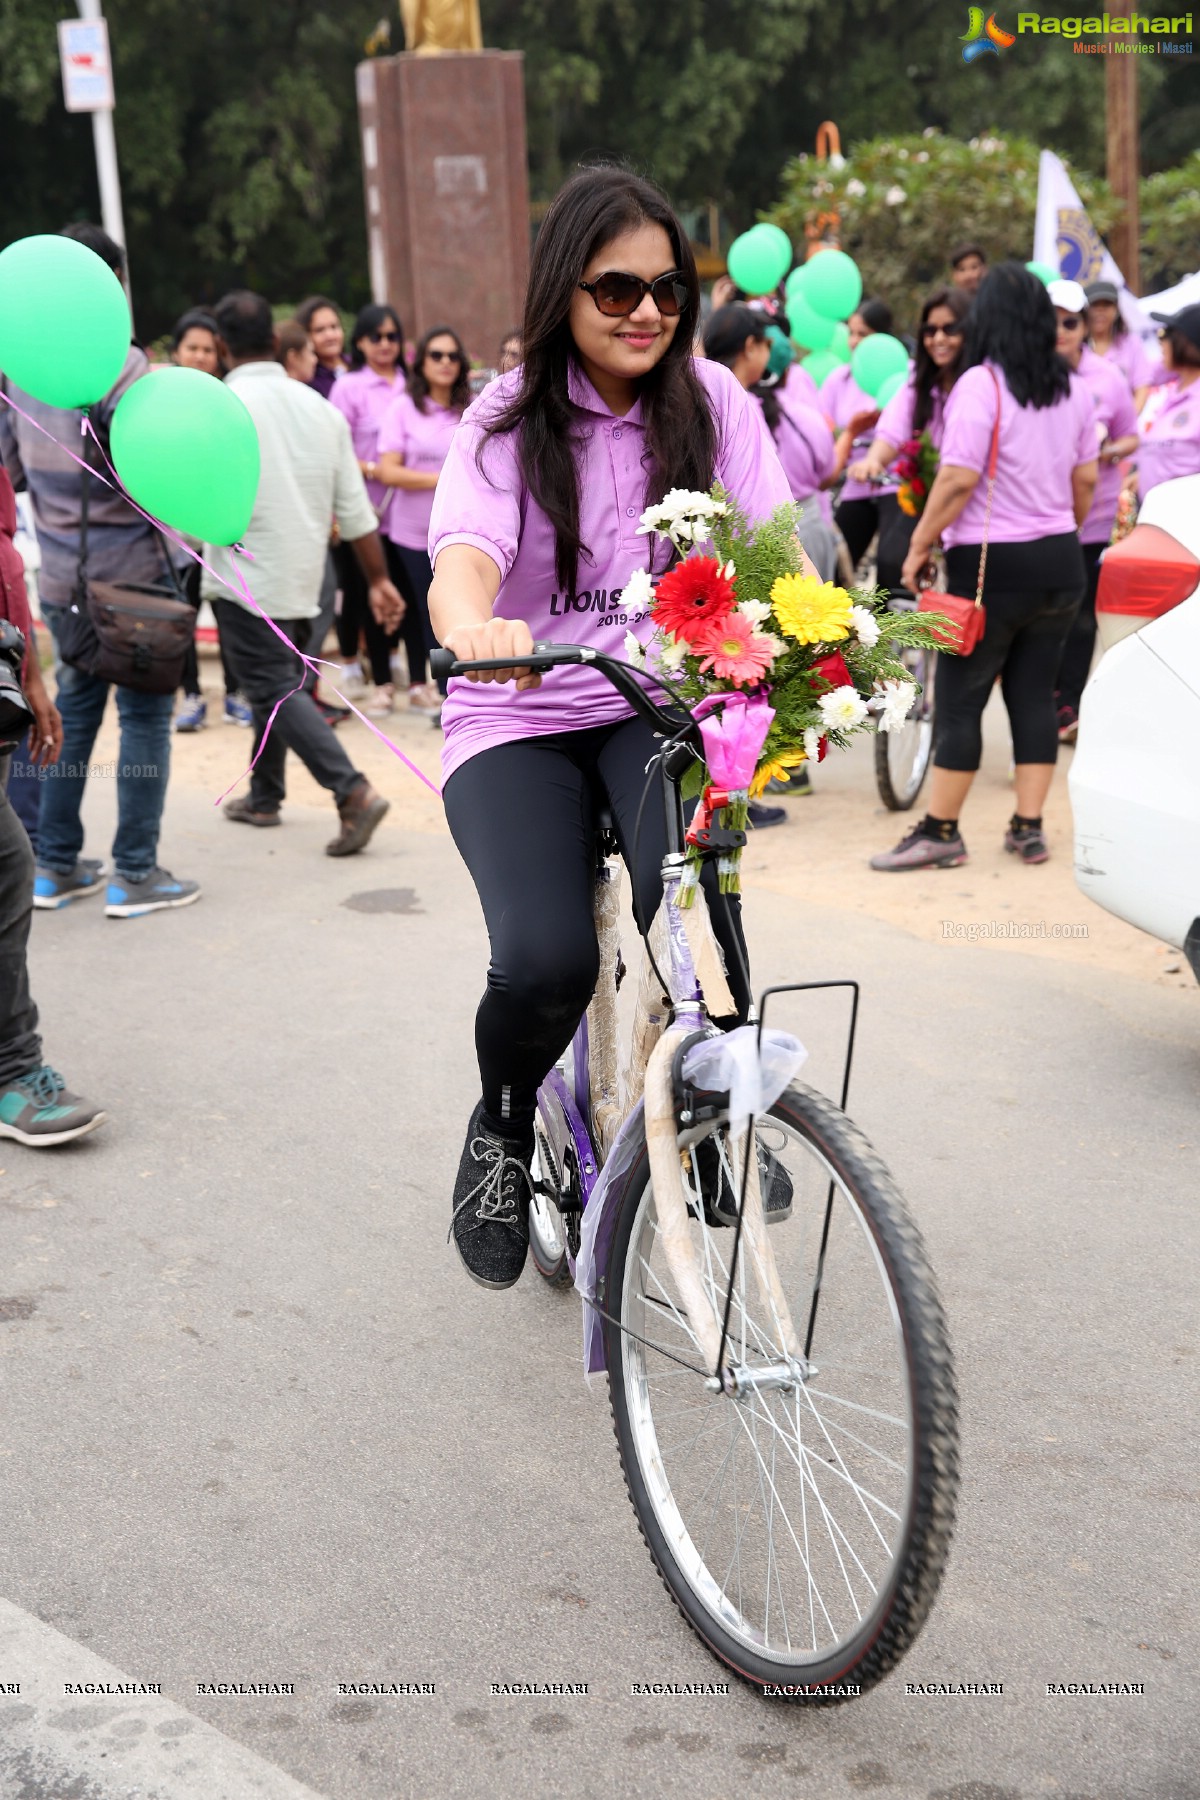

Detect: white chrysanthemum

[757,632,786,661]
[620,567,654,613]
[738,598,772,626]
[637,489,727,536]
[885,185,907,207]
[818,685,869,732]
[722,559,736,581]
[850,604,881,647]
[803,727,822,762]
[845,178,867,198]
[657,635,688,673]
[875,678,918,734]
[623,631,645,668]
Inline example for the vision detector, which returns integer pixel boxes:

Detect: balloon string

[0,389,444,800]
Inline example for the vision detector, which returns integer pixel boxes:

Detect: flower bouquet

[895,430,939,517]
[621,486,950,904]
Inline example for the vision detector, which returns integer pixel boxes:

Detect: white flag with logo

[1033,149,1150,336]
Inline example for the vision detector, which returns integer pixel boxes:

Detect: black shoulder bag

[58,418,195,693]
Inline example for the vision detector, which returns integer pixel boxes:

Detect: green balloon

[0,234,131,409]
[727,225,791,297]
[830,321,851,362]
[876,371,908,408]
[851,333,910,398]
[110,366,260,545]
[1026,260,1059,286]
[802,348,843,389]
[786,292,835,351]
[796,249,863,321]
[784,265,809,300]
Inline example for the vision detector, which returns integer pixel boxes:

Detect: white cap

[1048,279,1088,316]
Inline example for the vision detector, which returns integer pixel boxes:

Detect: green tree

[1140,152,1200,294]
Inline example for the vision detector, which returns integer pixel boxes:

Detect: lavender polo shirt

[1136,376,1200,500]
[377,390,463,551]
[1076,346,1139,544]
[876,378,948,454]
[782,362,820,409]
[770,385,835,503]
[938,362,1096,548]
[330,366,405,514]
[820,361,903,500]
[1093,330,1159,394]
[429,357,794,784]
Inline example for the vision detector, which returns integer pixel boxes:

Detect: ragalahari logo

[961,7,1017,57]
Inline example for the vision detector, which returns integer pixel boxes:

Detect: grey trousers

[0,751,42,1086]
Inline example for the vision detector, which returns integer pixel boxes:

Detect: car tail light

[1097,524,1200,619]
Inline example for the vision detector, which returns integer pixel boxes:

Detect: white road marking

[0,1599,328,1800]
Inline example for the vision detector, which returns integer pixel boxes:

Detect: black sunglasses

[368,329,400,344]
[426,348,462,363]
[921,321,965,339]
[579,270,690,318]
[1057,317,1084,331]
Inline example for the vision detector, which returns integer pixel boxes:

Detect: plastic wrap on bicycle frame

[684,1025,808,1137]
[573,1026,808,1377]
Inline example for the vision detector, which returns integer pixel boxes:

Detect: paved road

[1,770,1196,1800]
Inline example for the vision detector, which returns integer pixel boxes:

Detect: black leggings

[1055,539,1104,714]
[332,541,405,687]
[387,542,436,691]
[443,716,751,1134]
[835,492,913,595]
[935,535,1086,772]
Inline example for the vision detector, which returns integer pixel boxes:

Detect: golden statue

[400,0,483,52]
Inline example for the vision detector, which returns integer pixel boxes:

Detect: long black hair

[854,297,894,336]
[347,303,404,371]
[481,164,716,594]
[912,285,970,434]
[409,324,471,412]
[960,262,1070,408]
[702,304,780,437]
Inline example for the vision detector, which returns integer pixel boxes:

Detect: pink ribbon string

[0,389,444,800]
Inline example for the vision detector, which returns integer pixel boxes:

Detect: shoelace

[449,1135,532,1237]
[18,1066,65,1107]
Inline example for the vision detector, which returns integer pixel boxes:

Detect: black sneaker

[747,802,787,829]
[1004,821,1050,864]
[449,1101,533,1289]
[689,1133,793,1227]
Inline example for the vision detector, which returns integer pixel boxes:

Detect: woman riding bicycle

[427,165,806,1291]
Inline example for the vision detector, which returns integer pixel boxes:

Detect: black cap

[1084,280,1119,305]
[1150,302,1200,350]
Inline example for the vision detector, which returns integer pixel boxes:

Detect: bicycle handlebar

[429,642,699,744]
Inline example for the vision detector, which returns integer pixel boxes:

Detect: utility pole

[1105,49,1140,293]
[65,0,128,283]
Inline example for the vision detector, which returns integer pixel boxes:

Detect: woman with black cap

[1135,303,1200,501]
[1084,281,1158,410]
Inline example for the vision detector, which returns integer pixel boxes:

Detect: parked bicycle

[874,590,937,811]
[433,642,960,1700]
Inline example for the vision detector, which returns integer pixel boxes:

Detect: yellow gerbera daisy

[750,748,807,798]
[770,573,854,644]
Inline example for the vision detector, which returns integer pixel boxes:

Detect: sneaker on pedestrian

[364,682,395,717]
[223,693,254,727]
[325,781,389,857]
[33,858,106,910]
[449,1100,533,1289]
[105,867,201,918]
[174,695,207,733]
[870,820,967,871]
[747,801,787,829]
[407,681,443,716]
[691,1133,794,1227]
[1004,819,1050,864]
[1057,705,1079,746]
[768,766,812,797]
[224,794,281,828]
[333,662,370,700]
[0,1065,107,1147]
[315,699,351,727]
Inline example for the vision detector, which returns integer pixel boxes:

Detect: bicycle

[873,589,937,811]
[432,641,960,1700]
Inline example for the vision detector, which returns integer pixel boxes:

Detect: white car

[1070,474,1200,981]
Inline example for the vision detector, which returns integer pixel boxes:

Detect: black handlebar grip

[429,647,457,681]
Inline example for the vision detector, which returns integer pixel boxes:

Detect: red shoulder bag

[917,367,1002,656]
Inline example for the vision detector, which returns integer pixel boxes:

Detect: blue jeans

[38,608,174,879]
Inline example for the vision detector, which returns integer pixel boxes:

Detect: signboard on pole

[58,18,115,112]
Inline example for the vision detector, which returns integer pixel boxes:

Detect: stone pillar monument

[355,35,529,365]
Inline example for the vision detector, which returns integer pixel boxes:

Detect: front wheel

[875,642,936,811]
[600,1083,959,1699]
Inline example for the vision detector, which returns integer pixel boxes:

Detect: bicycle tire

[600,1082,959,1701]
[874,644,935,812]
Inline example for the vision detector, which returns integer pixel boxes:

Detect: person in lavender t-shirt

[1084,282,1160,410]
[872,263,1097,873]
[296,296,349,401]
[1049,281,1139,741]
[848,285,970,599]
[377,325,470,714]
[426,167,804,1290]
[820,297,904,578]
[330,304,408,716]
[701,304,837,580]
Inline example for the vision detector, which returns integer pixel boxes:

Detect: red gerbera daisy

[651,555,737,646]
